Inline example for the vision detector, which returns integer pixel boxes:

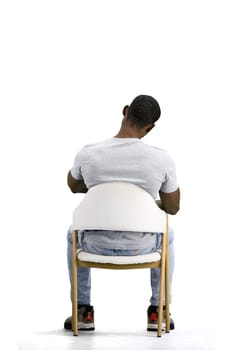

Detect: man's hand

[67,171,88,193]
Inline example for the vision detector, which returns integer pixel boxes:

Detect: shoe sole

[64,322,95,331]
[78,321,95,331]
[147,322,175,332]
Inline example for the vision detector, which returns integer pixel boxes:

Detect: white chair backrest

[73,182,166,233]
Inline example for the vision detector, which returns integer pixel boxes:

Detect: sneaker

[64,305,95,331]
[147,305,175,331]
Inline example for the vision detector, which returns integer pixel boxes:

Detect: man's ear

[122,105,129,117]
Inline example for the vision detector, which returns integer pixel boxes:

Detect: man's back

[71,137,177,199]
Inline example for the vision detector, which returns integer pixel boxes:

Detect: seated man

[64,95,180,331]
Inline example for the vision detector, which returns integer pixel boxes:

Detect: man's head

[122,95,161,137]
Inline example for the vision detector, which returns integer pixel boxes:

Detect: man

[64,95,180,332]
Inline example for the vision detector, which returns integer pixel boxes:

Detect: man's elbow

[67,178,75,193]
[166,205,180,215]
[69,185,77,193]
[67,171,78,193]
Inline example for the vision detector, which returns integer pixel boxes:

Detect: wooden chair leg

[157,233,166,337]
[72,230,78,336]
[165,237,170,333]
[157,276,164,337]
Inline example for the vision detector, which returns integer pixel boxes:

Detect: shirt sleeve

[70,150,84,180]
[160,154,178,193]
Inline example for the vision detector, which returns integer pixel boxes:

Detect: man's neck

[114,127,141,139]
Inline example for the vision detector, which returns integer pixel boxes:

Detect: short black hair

[126,95,161,128]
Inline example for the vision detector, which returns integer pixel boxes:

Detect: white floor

[19,328,215,350]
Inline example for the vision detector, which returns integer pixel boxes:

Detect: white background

[0,1,232,349]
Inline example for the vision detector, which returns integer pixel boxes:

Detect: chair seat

[77,249,161,265]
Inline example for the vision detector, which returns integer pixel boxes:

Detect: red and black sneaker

[64,305,95,331]
[147,305,175,331]
[78,305,95,330]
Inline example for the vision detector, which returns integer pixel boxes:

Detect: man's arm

[67,170,88,193]
[156,188,180,215]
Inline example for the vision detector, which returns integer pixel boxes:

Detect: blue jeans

[67,227,175,306]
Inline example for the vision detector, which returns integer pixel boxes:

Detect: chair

[71,182,170,337]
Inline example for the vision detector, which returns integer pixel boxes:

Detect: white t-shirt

[71,137,177,198]
[71,137,178,249]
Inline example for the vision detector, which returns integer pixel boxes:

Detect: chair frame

[71,214,170,337]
